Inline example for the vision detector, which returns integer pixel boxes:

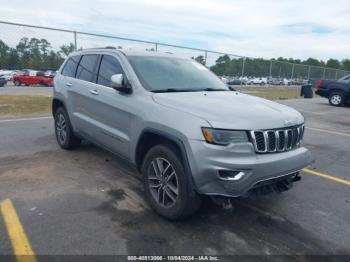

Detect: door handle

[89,90,99,95]
[66,82,72,87]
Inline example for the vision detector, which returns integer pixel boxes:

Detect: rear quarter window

[62,56,81,77]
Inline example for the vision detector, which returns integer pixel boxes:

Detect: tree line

[204,55,350,78]
[0,38,75,70]
[1,37,349,78]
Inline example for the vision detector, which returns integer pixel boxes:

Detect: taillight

[316,80,323,90]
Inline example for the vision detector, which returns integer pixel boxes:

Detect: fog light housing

[218,170,246,181]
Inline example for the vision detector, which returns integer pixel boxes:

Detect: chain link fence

[1,20,349,85]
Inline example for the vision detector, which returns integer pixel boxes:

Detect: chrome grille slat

[284,129,289,150]
[275,130,280,151]
[263,131,268,152]
[251,125,304,154]
[287,129,293,150]
[296,127,300,146]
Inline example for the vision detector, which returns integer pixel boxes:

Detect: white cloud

[1,0,350,60]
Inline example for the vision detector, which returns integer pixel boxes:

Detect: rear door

[59,55,81,131]
[68,54,102,141]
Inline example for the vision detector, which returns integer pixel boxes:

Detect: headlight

[201,128,249,145]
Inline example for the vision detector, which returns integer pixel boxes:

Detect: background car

[13,70,53,86]
[0,70,16,81]
[316,74,350,106]
[0,76,7,87]
[248,77,267,85]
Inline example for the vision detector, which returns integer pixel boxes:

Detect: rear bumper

[187,140,313,197]
[315,89,328,98]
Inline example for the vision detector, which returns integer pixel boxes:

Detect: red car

[13,71,53,87]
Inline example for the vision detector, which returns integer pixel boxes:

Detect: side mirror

[111,74,131,93]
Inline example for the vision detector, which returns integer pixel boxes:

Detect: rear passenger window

[76,55,99,82]
[97,55,124,87]
[62,56,80,77]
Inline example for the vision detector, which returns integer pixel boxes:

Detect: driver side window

[97,55,124,87]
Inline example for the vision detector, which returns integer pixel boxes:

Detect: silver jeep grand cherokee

[53,48,313,219]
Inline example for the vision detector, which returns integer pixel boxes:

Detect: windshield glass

[339,75,350,81]
[127,56,229,92]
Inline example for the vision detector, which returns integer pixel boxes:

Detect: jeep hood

[152,91,304,130]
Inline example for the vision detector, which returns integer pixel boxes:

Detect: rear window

[76,55,99,82]
[62,56,81,77]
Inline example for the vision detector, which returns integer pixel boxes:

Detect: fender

[136,128,198,195]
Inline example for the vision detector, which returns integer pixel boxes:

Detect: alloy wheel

[148,157,179,207]
[56,113,67,144]
[331,95,341,105]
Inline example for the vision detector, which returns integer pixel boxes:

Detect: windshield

[339,75,350,81]
[127,56,229,92]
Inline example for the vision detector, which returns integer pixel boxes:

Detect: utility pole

[241,57,246,78]
[269,60,273,78]
[323,68,326,80]
[74,31,77,51]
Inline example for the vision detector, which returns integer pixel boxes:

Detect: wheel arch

[329,88,346,94]
[134,128,197,193]
[52,98,66,117]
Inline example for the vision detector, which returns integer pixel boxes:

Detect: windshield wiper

[152,88,229,93]
[202,88,228,91]
[152,88,199,93]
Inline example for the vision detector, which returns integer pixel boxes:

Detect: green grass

[243,89,301,100]
[234,87,315,100]
[0,89,316,116]
[0,95,52,115]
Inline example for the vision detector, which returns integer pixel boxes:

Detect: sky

[1,0,350,61]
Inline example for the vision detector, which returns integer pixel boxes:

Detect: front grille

[251,125,304,153]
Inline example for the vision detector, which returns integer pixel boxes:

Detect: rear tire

[54,107,81,150]
[14,80,21,86]
[141,144,201,220]
[329,91,345,106]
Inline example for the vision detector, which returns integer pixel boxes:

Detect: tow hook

[292,172,302,182]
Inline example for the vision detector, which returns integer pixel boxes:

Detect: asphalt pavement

[0,98,349,258]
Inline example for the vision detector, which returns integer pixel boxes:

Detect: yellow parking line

[0,199,36,262]
[303,168,350,186]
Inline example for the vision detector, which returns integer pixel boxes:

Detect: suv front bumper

[187,140,313,197]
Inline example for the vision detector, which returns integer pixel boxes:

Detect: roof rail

[80,46,120,51]
[78,46,126,56]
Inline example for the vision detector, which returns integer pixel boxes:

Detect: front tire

[14,80,21,86]
[141,144,201,220]
[54,107,81,149]
[329,91,345,106]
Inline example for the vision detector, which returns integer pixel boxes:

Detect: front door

[88,54,134,159]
